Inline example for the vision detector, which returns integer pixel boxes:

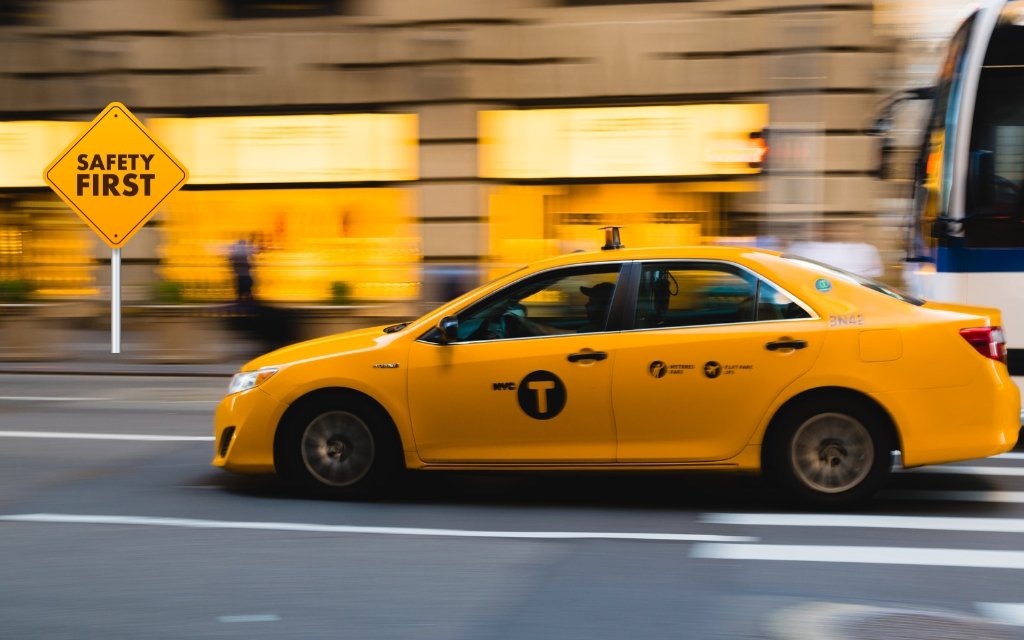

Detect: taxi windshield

[782,254,925,306]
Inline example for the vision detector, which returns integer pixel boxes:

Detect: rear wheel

[767,398,892,507]
[278,397,400,498]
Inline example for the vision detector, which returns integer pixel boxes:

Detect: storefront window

[160,188,419,303]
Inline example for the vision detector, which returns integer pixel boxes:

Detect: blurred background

[0,0,981,361]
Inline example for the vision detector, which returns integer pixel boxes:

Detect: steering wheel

[501,310,536,338]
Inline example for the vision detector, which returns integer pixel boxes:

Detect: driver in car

[578,282,615,332]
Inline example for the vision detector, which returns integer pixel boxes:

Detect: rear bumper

[879,364,1020,467]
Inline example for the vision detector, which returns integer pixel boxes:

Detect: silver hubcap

[300,411,374,487]
[791,412,873,494]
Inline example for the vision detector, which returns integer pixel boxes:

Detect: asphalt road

[1,373,1023,640]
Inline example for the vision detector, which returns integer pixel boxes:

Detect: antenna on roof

[601,226,624,251]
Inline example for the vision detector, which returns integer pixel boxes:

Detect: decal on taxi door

[703,361,722,379]
[517,370,567,420]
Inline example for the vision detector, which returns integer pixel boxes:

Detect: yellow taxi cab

[212,233,1020,506]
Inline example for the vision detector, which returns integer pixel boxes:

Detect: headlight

[227,367,278,395]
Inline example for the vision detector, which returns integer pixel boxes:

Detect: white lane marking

[691,544,1024,569]
[217,615,281,623]
[0,396,110,402]
[0,396,217,406]
[996,452,1024,460]
[0,513,757,543]
[767,603,1002,640]
[701,513,1024,533]
[881,490,1024,504]
[907,466,1024,477]
[0,431,213,442]
[0,395,218,403]
[976,603,1024,626]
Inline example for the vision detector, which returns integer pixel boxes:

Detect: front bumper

[212,387,286,474]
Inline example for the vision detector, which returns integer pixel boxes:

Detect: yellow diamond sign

[43,102,188,249]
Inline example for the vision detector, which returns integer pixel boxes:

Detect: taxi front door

[407,333,620,463]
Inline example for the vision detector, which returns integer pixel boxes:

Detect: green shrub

[0,280,32,303]
[153,280,185,304]
[330,281,351,304]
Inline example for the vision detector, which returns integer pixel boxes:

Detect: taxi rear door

[612,261,825,462]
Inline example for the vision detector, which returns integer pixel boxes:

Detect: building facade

[0,0,903,309]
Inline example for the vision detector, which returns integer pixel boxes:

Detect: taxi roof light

[601,226,624,251]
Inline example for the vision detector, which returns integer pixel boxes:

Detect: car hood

[243,324,400,370]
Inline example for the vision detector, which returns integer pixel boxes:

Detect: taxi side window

[635,263,810,329]
[635,263,757,329]
[454,265,622,341]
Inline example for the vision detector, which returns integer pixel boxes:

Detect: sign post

[111,248,121,353]
[43,102,189,354]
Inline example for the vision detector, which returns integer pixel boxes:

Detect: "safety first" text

[76,153,156,196]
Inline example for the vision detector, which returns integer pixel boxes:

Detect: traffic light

[749,129,768,171]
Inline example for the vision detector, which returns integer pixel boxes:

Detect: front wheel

[277,398,400,498]
[766,399,893,507]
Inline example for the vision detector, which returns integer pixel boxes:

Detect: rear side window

[635,263,756,329]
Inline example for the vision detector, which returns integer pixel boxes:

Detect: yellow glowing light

[148,114,419,185]
[480,104,769,179]
[0,121,89,188]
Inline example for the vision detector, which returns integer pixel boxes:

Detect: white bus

[900,0,1024,415]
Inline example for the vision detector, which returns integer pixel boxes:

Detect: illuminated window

[160,189,419,303]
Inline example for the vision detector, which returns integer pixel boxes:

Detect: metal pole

[112,248,121,354]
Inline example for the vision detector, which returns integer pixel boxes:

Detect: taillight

[960,326,1007,364]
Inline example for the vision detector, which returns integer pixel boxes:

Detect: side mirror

[437,316,458,343]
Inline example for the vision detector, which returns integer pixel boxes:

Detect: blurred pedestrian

[228,235,258,309]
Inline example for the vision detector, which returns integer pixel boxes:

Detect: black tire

[765,397,893,507]
[277,396,401,498]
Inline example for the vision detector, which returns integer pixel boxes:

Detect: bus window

[964,3,1024,247]
[909,12,977,259]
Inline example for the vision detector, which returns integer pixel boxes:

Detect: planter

[123,304,236,364]
[0,303,79,362]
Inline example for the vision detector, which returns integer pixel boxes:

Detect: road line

[701,513,1024,533]
[0,513,757,543]
[996,452,1024,460]
[0,396,109,402]
[906,466,1024,477]
[691,544,1024,569]
[122,399,220,405]
[0,431,213,442]
[975,603,1024,626]
[881,490,1024,504]
[218,615,281,623]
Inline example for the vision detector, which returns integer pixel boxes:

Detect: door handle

[568,351,608,363]
[765,338,807,351]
